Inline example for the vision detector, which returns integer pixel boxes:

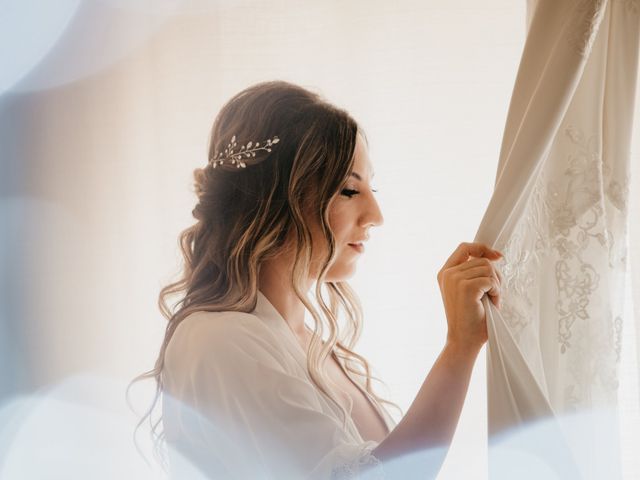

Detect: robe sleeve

[161,312,387,480]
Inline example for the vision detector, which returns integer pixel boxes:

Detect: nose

[361,191,384,228]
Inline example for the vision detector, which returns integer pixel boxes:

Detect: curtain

[474,0,640,478]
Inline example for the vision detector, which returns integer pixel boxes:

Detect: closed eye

[340,188,378,198]
[341,188,359,198]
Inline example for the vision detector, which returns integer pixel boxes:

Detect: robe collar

[253,289,396,435]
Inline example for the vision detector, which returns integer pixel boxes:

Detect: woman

[130,80,502,479]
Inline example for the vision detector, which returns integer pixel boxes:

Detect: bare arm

[369,242,503,479]
[371,341,481,477]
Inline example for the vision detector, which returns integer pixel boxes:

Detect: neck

[258,255,313,338]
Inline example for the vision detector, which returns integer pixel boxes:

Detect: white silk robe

[161,290,397,480]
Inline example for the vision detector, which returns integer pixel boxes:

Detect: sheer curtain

[474,0,640,478]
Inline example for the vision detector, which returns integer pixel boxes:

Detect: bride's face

[311,133,384,281]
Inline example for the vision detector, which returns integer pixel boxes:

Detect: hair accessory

[209,135,280,169]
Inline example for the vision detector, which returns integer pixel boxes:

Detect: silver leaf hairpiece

[209,134,280,169]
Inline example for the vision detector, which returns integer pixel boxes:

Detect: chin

[325,263,358,282]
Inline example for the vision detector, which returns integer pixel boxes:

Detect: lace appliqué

[331,449,385,480]
[497,124,629,411]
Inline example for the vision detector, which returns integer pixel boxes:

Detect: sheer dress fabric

[474,0,639,477]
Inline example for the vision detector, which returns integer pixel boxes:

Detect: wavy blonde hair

[128,80,402,469]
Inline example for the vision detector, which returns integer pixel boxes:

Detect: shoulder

[175,309,262,339]
[165,309,284,373]
[168,310,263,353]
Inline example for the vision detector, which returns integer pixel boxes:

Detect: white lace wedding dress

[475,1,639,478]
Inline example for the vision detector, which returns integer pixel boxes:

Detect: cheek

[327,205,349,239]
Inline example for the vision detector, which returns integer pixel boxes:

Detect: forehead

[352,134,374,180]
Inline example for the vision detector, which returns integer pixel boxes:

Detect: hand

[437,242,503,351]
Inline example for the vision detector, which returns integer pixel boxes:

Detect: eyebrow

[350,171,375,182]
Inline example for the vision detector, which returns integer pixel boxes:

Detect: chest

[325,353,389,444]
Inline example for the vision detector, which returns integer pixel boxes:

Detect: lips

[348,242,364,253]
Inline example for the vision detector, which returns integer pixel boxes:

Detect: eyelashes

[341,189,358,198]
[341,188,379,198]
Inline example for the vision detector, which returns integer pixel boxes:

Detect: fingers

[458,265,499,285]
[458,257,503,286]
[439,244,504,291]
[438,242,505,310]
[441,242,502,272]
[464,277,501,308]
